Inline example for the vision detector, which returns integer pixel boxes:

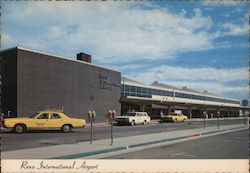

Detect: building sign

[99,74,120,90]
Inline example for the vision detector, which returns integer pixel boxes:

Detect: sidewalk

[84,117,246,128]
[2,123,248,159]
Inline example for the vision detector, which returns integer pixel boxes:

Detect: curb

[50,126,247,159]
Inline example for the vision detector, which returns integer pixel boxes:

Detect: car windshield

[126,113,136,116]
[30,112,40,118]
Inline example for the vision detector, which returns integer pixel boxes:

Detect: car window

[51,114,61,119]
[127,113,136,116]
[30,112,40,118]
[37,113,49,119]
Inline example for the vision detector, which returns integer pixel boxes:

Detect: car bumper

[115,119,130,125]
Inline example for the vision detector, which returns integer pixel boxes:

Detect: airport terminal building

[0,47,121,122]
[0,47,242,122]
[120,78,241,118]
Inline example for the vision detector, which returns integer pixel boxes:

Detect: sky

[1,1,249,101]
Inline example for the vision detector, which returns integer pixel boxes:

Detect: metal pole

[217,115,220,129]
[203,112,206,129]
[90,117,93,144]
[111,119,113,145]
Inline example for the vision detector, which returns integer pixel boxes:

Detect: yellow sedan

[160,113,188,123]
[3,111,86,134]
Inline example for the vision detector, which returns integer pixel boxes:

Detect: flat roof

[121,77,240,102]
[0,46,120,73]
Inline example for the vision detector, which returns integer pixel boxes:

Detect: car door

[31,113,49,129]
[47,113,64,129]
[134,113,140,124]
[138,113,144,124]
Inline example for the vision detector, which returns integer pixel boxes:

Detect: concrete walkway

[2,123,248,159]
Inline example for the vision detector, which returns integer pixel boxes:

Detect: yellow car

[3,111,86,134]
[161,113,188,123]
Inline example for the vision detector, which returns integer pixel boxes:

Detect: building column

[227,109,230,117]
[168,106,172,115]
[140,105,145,112]
[210,111,214,119]
[188,107,192,119]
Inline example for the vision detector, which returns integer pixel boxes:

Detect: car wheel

[174,119,177,123]
[14,124,25,134]
[62,124,72,133]
[143,120,147,125]
[130,120,135,126]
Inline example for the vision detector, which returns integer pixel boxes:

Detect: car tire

[130,120,135,126]
[143,120,147,125]
[62,124,72,133]
[174,119,177,123]
[14,124,25,134]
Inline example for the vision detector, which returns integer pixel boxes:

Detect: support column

[140,105,145,112]
[188,107,192,119]
[168,106,172,115]
[200,109,202,118]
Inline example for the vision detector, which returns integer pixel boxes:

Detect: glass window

[136,87,141,93]
[131,86,136,93]
[121,85,125,91]
[142,87,147,93]
[30,112,40,118]
[148,89,152,94]
[125,85,130,92]
[37,113,49,119]
[51,114,61,119]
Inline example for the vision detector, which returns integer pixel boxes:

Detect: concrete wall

[1,48,121,122]
[1,49,18,116]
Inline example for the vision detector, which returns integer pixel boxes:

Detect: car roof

[38,111,64,114]
[127,112,147,113]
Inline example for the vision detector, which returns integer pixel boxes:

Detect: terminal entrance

[121,102,240,119]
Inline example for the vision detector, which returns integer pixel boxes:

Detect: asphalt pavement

[1,118,245,151]
[1,122,248,159]
[104,129,249,159]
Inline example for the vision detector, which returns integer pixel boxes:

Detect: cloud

[2,1,214,62]
[221,22,249,36]
[203,1,242,6]
[126,65,248,97]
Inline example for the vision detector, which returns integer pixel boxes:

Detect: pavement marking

[188,132,201,138]
[38,139,58,145]
[170,152,196,158]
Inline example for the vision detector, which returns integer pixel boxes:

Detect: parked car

[3,111,86,134]
[160,113,188,123]
[115,112,151,126]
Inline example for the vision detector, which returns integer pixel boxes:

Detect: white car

[115,112,151,126]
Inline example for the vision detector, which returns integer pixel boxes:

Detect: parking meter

[109,110,116,145]
[217,111,220,129]
[88,110,96,144]
[203,111,206,129]
[217,111,220,117]
[108,110,113,121]
[88,110,92,122]
[92,111,96,124]
[112,110,116,120]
